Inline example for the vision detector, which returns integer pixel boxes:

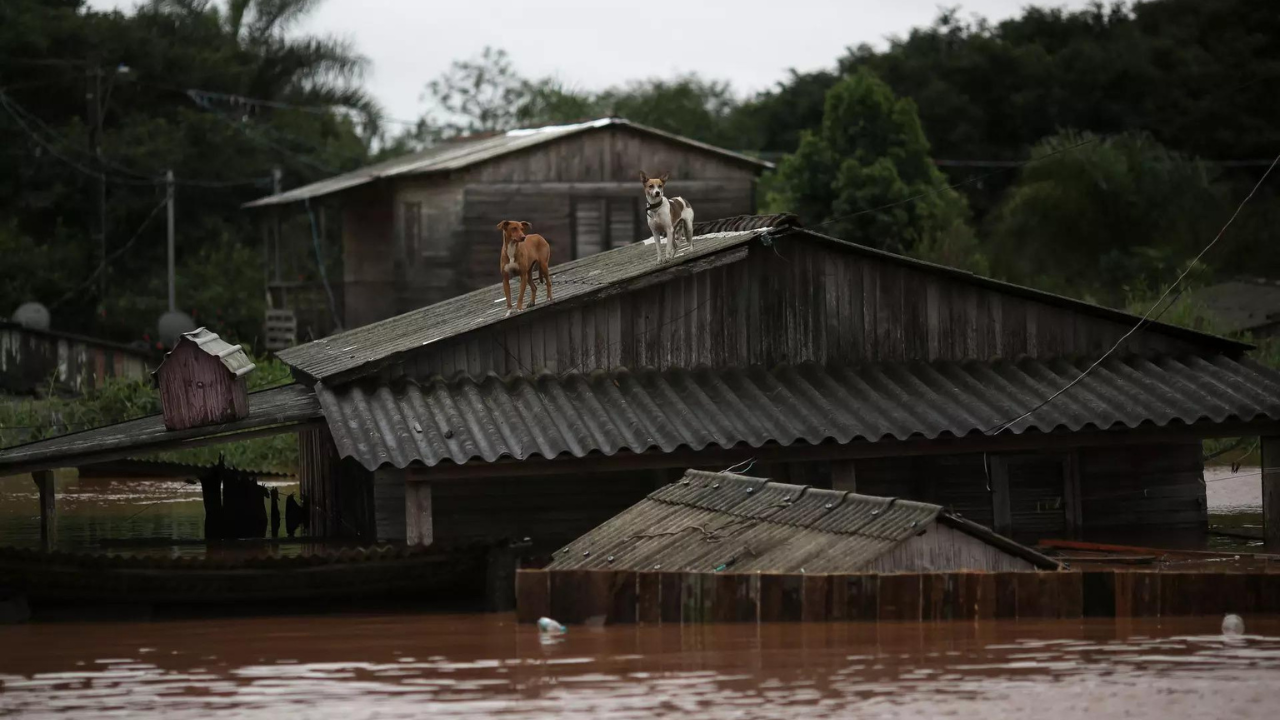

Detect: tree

[985,130,1225,304]
[769,69,981,268]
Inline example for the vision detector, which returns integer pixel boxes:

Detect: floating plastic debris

[537,617,567,635]
[1222,613,1245,636]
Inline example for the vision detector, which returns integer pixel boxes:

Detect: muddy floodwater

[1,614,1279,718]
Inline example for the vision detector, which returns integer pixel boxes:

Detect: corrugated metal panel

[162,327,255,378]
[277,228,765,381]
[544,470,1057,573]
[243,118,772,208]
[0,384,322,475]
[317,354,1280,472]
[692,213,800,234]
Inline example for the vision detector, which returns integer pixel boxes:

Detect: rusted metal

[0,321,149,395]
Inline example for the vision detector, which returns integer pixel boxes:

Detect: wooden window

[401,201,421,266]
[572,197,606,259]
[607,197,639,248]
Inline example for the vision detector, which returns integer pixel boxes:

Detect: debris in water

[537,617,566,635]
[1222,613,1245,636]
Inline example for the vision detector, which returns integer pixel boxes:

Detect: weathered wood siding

[861,523,1036,572]
[154,342,247,431]
[0,323,148,396]
[339,126,761,322]
[299,426,375,539]
[398,236,1202,382]
[1078,443,1206,534]
[408,470,657,551]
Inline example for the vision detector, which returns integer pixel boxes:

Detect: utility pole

[166,170,176,312]
[87,65,107,302]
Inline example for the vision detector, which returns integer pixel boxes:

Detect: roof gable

[277,223,1245,384]
[244,118,773,208]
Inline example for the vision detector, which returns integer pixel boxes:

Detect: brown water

[2,614,1279,718]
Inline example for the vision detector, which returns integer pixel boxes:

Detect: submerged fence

[516,569,1280,625]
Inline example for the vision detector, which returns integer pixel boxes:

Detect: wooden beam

[405,420,1280,482]
[831,460,857,492]
[32,470,55,551]
[406,482,433,546]
[1063,450,1083,538]
[989,456,1011,535]
[1263,436,1280,552]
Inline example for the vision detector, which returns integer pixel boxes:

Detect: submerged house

[244,117,772,337]
[546,470,1061,574]
[5,215,1280,605]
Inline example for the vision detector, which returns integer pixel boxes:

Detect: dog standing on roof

[641,171,695,263]
[496,220,552,316]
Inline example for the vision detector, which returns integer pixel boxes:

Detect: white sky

[89,0,1097,123]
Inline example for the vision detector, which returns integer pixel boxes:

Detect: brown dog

[497,220,552,315]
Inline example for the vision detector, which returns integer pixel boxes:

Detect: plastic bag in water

[537,617,566,635]
[1222,613,1245,636]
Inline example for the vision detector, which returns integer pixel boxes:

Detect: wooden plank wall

[400,235,1206,382]
[1078,443,1206,536]
[298,426,376,539]
[516,567,1280,625]
[409,469,658,552]
[0,324,149,396]
[340,185,396,328]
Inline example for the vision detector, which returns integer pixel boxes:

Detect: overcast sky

[90,0,1096,123]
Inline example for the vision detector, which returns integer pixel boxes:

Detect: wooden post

[32,470,56,551]
[1263,437,1280,552]
[406,482,433,546]
[990,455,1012,536]
[831,460,857,493]
[1062,450,1083,538]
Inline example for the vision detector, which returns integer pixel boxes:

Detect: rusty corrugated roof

[544,470,1059,572]
[316,353,1280,471]
[243,118,772,208]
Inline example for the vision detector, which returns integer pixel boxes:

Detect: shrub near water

[0,356,298,472]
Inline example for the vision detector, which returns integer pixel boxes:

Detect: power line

[50,195,168,309]
[986,149,1280,436]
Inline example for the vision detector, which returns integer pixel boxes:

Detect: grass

[0,355,298,472]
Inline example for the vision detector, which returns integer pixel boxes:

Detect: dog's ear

[519,221,532,233]
[659,173,669,183]
[639,170,648,182]
[495,221,506,231]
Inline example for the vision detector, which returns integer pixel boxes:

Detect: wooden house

[152,328,255,431]
[244,118,772,336]
[0,320,149,397]
[7,216,1280,609]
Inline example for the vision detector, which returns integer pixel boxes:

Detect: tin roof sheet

[544,470,1058,572]
[316,353,1280,471]
[243,118,772,208]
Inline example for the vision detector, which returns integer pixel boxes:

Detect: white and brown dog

[641,172,694,263]
[496,220,552,316]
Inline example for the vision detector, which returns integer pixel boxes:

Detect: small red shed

[152,328,256,431]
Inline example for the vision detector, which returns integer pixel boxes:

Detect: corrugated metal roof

[243,118,772,208]
[692,213,801,234]
[1184,279,1280,334]
[156,327,255,379]
[276,228,767,382]
[0,384,321,476]
[317,354,1280,471]
[277,223,1247,384]
[544,470,1058,572]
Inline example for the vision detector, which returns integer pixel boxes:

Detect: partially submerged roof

[243,117,773,208]
[154,327,255,380]
[546,470,1060,572]
[318,353,1280,470]
[0,384,321,476]
[277,223,1247,384]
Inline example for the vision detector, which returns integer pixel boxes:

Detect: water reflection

[1,615,1277,718]
[0,473,299,557]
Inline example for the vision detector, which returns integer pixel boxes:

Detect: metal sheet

[317,353,1280,471]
